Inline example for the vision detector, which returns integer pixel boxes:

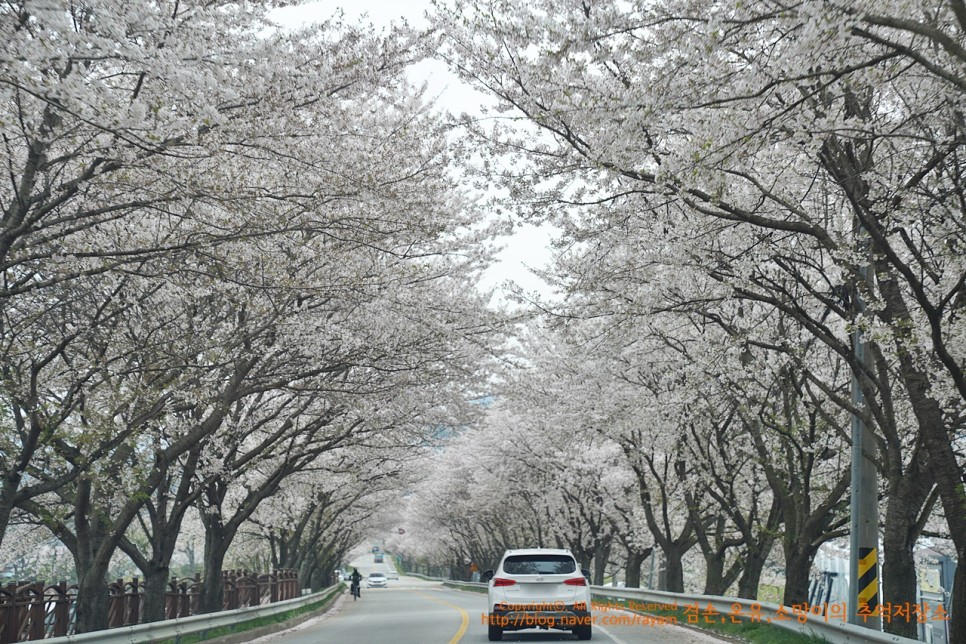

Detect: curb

[200,586,344,644]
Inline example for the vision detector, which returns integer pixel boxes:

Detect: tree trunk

[627,454,697,595]
[703,552,726,596]
[199,557,226,614]
[0,476,19,550]
[783,547,815,606]
[299,558,314,590]
[881,537,918,639]
[737,534,774,600]
[315,564,330,591]
[140,565,170,624]
[625,548,651,588]
[880,447,934,639]
[119,508,186,624]
[911,409,966,643]
[70,479,126,634]
[199,521,230,614]
[73,559,111,633]
[592,541,610,586]
[874,264,966,641]
[662,546,685,593]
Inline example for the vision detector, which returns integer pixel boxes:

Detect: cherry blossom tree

[432,0,964,636]
[1,0,502,634]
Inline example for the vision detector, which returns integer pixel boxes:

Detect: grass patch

[592,596,828,644]
[159,585,342,644]
[444,581,487,594]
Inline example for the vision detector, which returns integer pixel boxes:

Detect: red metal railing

[0,569,299,643]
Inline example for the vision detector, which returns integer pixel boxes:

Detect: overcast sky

[269,1,558,305]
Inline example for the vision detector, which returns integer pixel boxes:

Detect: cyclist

[350,568,362,599]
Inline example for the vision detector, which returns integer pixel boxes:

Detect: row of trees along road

[0,1,502,634]
[395,1,966,641]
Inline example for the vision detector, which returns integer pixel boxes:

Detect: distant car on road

[374,553,384,563]
[367,572,388,588]
[387,569,399,579]
[483,548,592,641]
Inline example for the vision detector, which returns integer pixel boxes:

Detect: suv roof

[501,547,574,557]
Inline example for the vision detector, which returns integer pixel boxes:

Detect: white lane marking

[597,623,632,644]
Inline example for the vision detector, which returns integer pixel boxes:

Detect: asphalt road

[255,556,731,644]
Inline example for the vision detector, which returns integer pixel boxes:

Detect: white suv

[483,548,592,641]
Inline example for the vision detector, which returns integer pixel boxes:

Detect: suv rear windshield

[503,554,576,575]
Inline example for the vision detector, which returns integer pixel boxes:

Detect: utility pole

[848,232,880,629]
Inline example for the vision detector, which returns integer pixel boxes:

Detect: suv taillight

[492,577,517,587]
[564,577,587,586]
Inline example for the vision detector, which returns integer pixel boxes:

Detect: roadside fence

[0,569,299,643]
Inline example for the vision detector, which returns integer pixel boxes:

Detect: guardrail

[442,580,922,644]
[37,583,341,644]
[404,572,450,582]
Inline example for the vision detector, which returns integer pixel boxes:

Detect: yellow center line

[411,590,469,643]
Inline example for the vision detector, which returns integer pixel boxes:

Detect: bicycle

[350,579,361,600]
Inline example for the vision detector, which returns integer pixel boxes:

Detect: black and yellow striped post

[856,547,879,623]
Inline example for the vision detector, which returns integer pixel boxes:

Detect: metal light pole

[848,236,880,629]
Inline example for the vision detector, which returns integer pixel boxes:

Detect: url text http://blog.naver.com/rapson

[483,599,950,629]
[483,600,678,629]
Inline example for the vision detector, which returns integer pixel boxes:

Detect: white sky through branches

[270,0,557,305]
